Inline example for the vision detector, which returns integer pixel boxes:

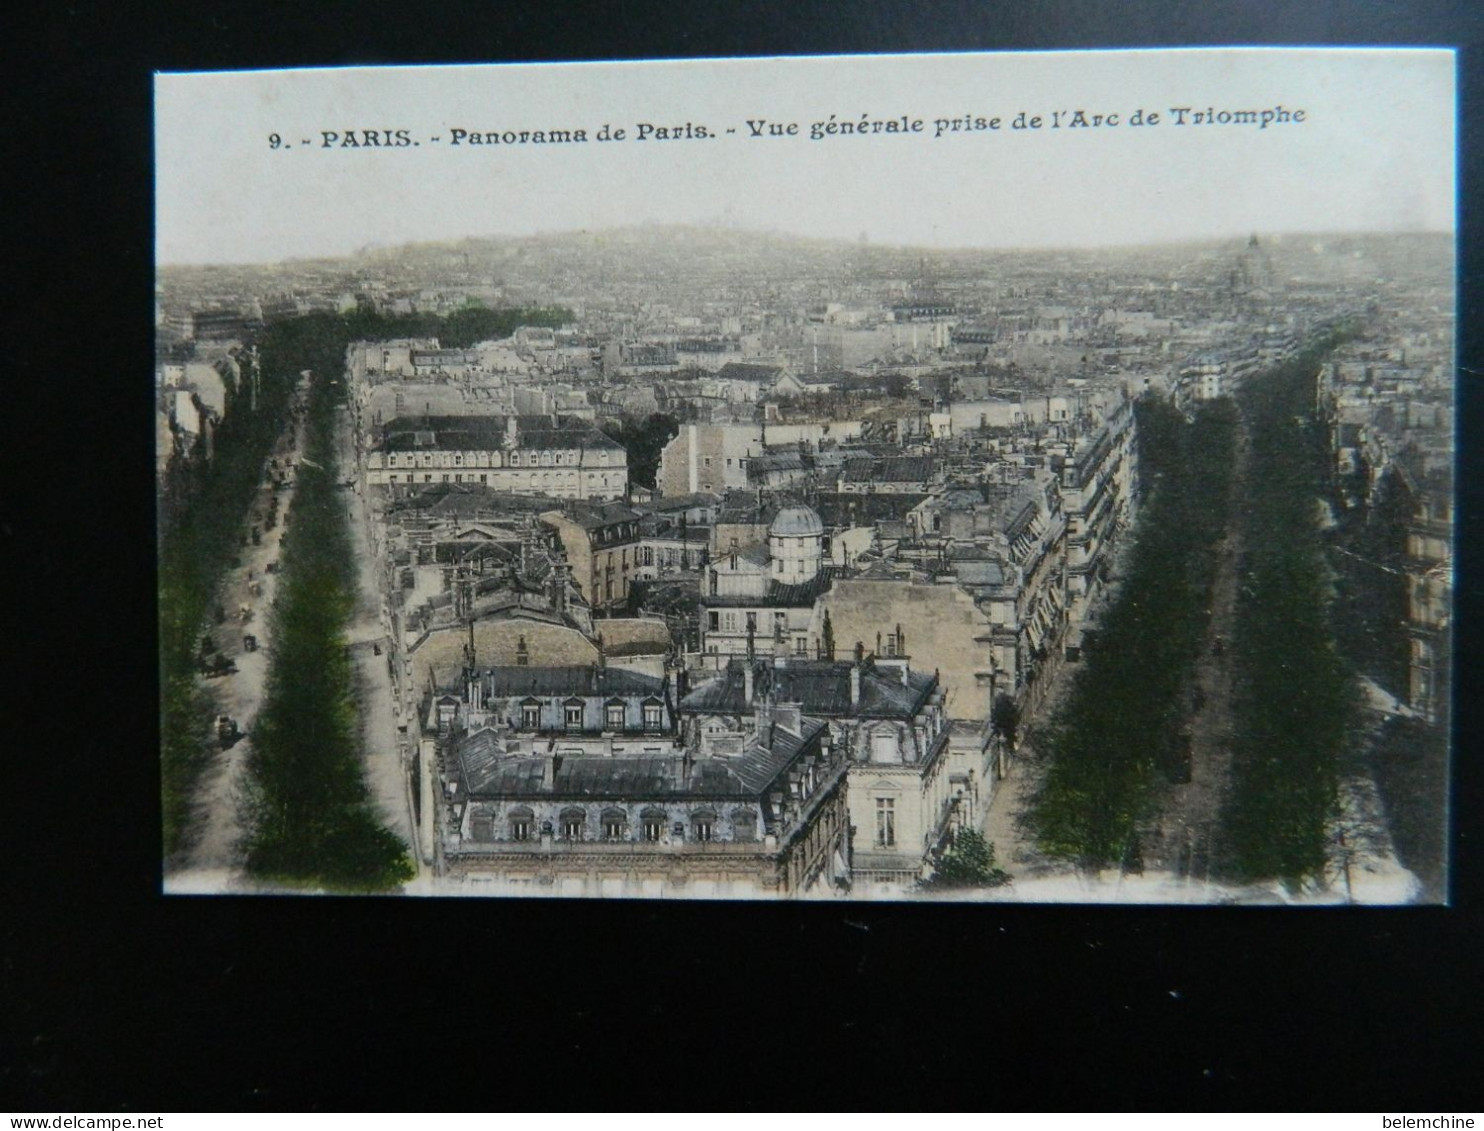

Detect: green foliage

[922,828,1010,889]
[1027,396,1238,870]
[1219,347,1361,884]
[597,412,680,490]
[991,693,1021,748]
[239,351,413,891]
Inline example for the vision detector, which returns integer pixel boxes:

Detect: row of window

[517,700,666,730]
[382,472,615,488]
[475,808,757,844]
[382,450,617,468]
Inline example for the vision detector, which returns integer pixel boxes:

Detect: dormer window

[642,700,664,731]
[641,809,666,842]
[564,699,584,729]
[520,698,540,729]
[605,700,625,729]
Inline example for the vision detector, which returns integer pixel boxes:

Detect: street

[165,380,308,892]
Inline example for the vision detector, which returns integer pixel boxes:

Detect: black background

[7,0,1482,1112]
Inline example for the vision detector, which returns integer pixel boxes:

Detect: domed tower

[768,505,825,584]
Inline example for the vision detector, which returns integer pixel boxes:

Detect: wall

[409,616,599,689]
[816,579,996,722]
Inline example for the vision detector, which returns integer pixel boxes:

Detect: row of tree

[1219,345,1361,884]
[237,345,413,891]
[1027,396,1239,871]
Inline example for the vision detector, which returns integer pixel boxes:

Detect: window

[510,807,534,841]
[560,808,586,841]
[643,546,653,566]
[794,636,808,657]
[520,699,540,729]
[642,701,664,730]
[692,812,716,842]
[732,810,756,842]
[471,811,493,841]
[642,810,666,842]
[564,700,584,729]
[876,798,896,847]
[708,611,719,631]
[602,810,629,840]
[606,701,625,729]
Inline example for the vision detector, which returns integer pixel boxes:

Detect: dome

[769,505,824,538]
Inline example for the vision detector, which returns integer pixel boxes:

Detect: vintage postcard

[155,49,1455,903]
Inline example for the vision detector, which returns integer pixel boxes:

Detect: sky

[155,49,1455,266]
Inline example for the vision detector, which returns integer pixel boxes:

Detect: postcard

[155,49,1455,903]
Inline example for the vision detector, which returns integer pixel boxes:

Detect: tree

[991,693,1021,750]
[821,609,836,661]
[922,828,1010,890]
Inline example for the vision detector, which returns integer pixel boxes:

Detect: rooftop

[680,658,936,720]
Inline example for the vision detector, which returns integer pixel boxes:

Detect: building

[466,664,680,758]
[678,653,958,892]
[436,696,850,898]
[541,502,643,611]
[699,505,835,666]
[656,423,765,497]
[365,414,628,499]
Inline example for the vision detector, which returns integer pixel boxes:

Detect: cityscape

[156,223,1453,902]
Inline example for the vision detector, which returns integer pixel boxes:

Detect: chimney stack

[850,662,861,708]
[743,662,755,704]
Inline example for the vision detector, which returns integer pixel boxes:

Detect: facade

[1054,396,1138,627]
[365,414,628,499]
[656,423,765,497]
[541,502,643,611]
[679,654,956,891]
[1402,468,1452,724]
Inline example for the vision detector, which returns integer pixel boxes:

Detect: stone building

[365,414,628,499]
[678,653,960,893]
[541,502,643,611]
[699,505,834,668]
[436,695,850,898]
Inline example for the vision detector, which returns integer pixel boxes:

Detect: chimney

[850,662,862,708]
[743,663,755,704]
[775,703,802,736]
